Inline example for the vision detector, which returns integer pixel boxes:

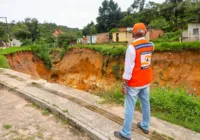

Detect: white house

[182,23,200,42]
[10,39,22,46]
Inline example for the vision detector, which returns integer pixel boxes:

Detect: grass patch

[74,44,127,57]
[99,86,200,133]
[154,41,200,51]
[42,108,51,116]
[74,41,200,57]
[0,55,10,68]
[3,124,12,130]
[151,87,200,132]
[0,46,31,55]
[62,109,68,113]
[97,84,125,105]
[0,46,31,68]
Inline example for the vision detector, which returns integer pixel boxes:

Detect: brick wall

[149,29,164,40]
[96,33,109,44]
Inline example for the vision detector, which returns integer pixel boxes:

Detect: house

[112,28,128,42]
[52,29,63,37]
[96,33,109,44]
[182,23,200,42]
[112,27,164,44]
[10,39,22,46]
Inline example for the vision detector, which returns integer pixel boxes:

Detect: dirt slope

[152,51,200,94]
[55,48,123,91]
[6,51,51,80]
[5,49,200,95]
[55,48,200,94]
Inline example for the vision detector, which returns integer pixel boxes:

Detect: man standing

[114,23,154,140]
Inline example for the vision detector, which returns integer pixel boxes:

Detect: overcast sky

[0,0,165,29]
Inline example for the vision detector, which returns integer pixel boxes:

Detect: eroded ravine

[5,48,200,95]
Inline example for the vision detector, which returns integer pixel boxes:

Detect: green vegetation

[42,108,51,116]
[74,44,126,57]
[62,109,68,113]
[100,86,200,133]
[153,30,182,42]
[3,124,12,130]
[31,43,52,69]
[0,46,31,69]
[74,41,200,57]
[155,41,200,51]
[112,64,121,80]
[151,87,200,133]
[0,55,10,68]
[0,46,31,55]
[98,84,125,105]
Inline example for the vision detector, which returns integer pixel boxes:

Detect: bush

[59,43,69,60]
[153,30,182,42]
[31,43,52,69]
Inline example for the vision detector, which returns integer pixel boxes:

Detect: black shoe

[114,131,131,140]
[137,122,149,134]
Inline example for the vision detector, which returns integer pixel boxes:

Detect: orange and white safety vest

[127,39,154,87]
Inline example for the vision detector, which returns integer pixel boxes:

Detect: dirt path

[0,89,90,140]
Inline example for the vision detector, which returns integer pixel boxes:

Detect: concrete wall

[188,23,200,41]
[87,36,91,44]
[92,35,97,44]
[86,35,97,44]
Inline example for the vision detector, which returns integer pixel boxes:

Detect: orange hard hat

[133,23,147,34]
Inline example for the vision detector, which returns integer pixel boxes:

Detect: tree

[12,22,31,40]
[129,0,146,13]
[96,0,122,33]
[0,22,8,42]
[119,15,136,27]
[150,17,170,30]
[57,32,76,47]
[82,21,97,36]
[24,18,40,42]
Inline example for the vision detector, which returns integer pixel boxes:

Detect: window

[193,28,199,35]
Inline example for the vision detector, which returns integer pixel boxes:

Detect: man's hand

[122,80,128,94]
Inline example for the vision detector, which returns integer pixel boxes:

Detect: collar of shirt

[133,37,146,42]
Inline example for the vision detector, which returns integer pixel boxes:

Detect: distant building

[10,39,22,46]
[182,23,200,42]
[148,29,164,40]
[96,33,109,44]
[52,29,63,37]
[112,27,164,44]
[87,35,97,44]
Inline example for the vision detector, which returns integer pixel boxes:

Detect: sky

[0,0,165,29]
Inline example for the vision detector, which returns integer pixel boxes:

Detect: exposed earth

[5,48,200,95]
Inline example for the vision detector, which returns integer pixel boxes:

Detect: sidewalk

[0,68,199,140]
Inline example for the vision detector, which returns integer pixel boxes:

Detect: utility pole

[0,17,11,46]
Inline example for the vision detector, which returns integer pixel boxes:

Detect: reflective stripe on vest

[127,39,154,87]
